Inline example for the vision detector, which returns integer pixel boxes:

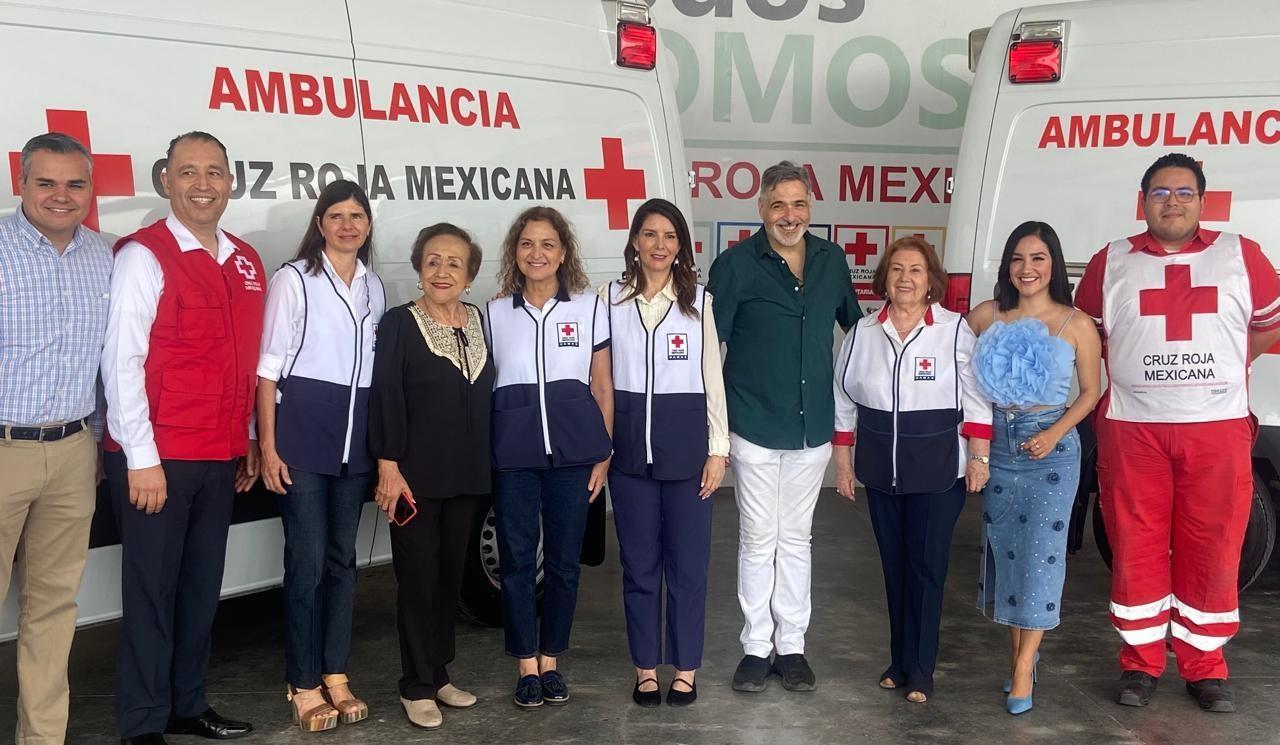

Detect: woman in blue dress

[967,221,1101,715]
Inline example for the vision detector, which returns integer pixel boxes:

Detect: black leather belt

[4,419,87,442]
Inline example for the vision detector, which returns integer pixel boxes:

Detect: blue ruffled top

[973,318,1075,408]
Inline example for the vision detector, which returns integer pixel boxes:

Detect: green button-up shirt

[707,229,862,450]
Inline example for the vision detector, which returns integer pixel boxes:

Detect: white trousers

[731,432,831,657]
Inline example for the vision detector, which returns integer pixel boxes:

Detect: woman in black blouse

[369,223,494,731]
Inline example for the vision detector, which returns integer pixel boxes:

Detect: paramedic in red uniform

[1074,153,1280,713]
[102,132,264,744]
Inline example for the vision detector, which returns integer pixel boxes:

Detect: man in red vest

[1075,153,1280,714]
[101,132,264,744]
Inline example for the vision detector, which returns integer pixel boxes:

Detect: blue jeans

[278,468,369,689]
[493,465,592,658]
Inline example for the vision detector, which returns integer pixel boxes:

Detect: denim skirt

[977,406,1080,630]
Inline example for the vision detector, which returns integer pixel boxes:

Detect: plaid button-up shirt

[0,208,112,430]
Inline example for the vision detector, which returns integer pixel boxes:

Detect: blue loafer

[541,670,570,705]
[514,674,543,708]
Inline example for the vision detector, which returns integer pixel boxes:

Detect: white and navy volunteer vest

[838,306,971,494]
[1101,232,1251,423]
[608,282,707,480]
[275,259,385,475]
[486,289,612,470]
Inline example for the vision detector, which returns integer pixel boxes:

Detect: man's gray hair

[19,132,93,183]
[758,160,811,201]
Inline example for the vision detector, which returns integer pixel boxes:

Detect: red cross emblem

[918,358,932,370]
[844,232,879,266]
[584,137,645,231]
[9,109,135,231]
[667,332,688,360]
[914,356,936,380]
[557,321,580,347]
[727,228,753,248]
[1139,264,1218,342]
[234,254,258,281]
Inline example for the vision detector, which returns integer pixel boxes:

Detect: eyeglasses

[1146,187,1200,203]
[391,492,418,526]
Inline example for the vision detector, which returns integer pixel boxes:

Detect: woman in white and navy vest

[831,236,992,705]
[256,179,385,731]
[599,198,728,708]
[486,206,614,709]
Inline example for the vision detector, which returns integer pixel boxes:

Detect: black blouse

[369,302,494,500]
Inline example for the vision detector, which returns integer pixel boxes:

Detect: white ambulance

[0,0,689,636]
[944,0,1280,587]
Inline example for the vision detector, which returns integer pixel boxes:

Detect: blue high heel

[1002,652,1039,693]
[1006,690,1034,715]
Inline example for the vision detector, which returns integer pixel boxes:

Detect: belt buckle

[40,423,66,442]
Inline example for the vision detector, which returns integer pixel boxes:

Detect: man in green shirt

[707,161,861,693]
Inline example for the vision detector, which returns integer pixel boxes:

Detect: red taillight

[1008,40,1061,83]
[617,21,657,70]
[941,273,972,314]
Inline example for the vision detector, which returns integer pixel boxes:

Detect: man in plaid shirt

[0,132,113,744]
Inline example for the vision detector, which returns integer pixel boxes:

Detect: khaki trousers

[0,429,97,745]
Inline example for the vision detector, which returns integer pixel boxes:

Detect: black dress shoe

[666,679,697,707]
[1116,670,1158,707]
[120,735,167,745]
[165,708,253,740]
[773,653,817,692]
[632,677,661,708]
[731,654,771,692]
[1186,678,1235,713]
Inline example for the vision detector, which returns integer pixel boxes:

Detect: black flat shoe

[1116,670,1158,707]
[667,678,697,707]
[165,708,252,740]
[1186,678,1235,713]
[731,654,771,692]
[632,677,661,708]
[773,653,817,692]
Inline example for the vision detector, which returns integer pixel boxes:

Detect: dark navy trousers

[494,465,593,658]
[865,478,966,698]
[609,470,713,671]
[106,451,236,738]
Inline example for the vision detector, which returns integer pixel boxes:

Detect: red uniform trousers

[1095,413,1254,681]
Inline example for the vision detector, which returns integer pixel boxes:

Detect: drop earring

[465,286,472,295]
[416,281,423,290]
[674,257,680,265]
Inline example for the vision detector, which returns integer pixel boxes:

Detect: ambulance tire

[459,501,545,627]
[1091,470,1277,591]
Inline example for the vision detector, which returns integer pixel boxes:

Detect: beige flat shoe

[437,683,477,709]
[401,697,443,729]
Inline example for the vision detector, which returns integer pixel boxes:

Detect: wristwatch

[969,454,990,465]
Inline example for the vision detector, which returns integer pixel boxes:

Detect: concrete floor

[3,490,1279,745]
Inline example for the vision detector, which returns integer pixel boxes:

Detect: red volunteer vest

[106,220,265,460]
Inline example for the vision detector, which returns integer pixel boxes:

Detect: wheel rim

[477,507,544,590]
